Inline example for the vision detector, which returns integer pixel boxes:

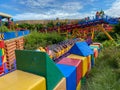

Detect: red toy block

[0,40,4,48]
[57,58,82,85]
[0,64,4,74]
[1,55,4,62]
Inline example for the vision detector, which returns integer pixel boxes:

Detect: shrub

[102,40,117,47]
[114,22,120,35]
[0,25,11,32]
[94,32,109,42]
[24,31,65,50]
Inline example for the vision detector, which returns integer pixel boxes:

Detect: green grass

[82,45,120,90]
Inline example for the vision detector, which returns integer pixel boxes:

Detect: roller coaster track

[39,18,118,40]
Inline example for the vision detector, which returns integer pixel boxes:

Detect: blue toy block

[4,32,16,40]
[17,31,24,37]
[24,30,30,35]
[0,56,2,66]
[91,54,95,67]
[69,41,93,57]
[56,64,76,90]
[4,63,8,74]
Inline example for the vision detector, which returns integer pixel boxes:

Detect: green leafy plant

[114,22,120,35]
[0,25,11,32]
[94,32,109,42]
[24,31,65,50]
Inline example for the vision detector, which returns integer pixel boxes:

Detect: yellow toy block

[76,80,81,90]
[3,55,6,63]
[0,70,46,90]
[87,55,91,71]
[67,54,88,77]
[53,78,66,90]
[2,48,4,55]
[87,55,91,64]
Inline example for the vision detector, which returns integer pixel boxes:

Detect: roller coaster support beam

[98,24,114,40]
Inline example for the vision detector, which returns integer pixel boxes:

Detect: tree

[46,21,54,28]
[35,24,43,31]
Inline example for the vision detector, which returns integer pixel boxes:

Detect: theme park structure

[0,12,14,29]
[39,10,118,40]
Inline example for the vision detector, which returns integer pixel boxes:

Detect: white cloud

[62,2,83,12]
[105,0,120,17]
[13,10,95,20]
[12,0,98,20]
[17,0,84,13]
[13,12,76,20]
[13,0,87,20]
[19,0,56,8]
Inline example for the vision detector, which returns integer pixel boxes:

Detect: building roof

[0,12,12,18]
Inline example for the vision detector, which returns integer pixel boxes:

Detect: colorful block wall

[0,40,7,76]
[0,40,102,90]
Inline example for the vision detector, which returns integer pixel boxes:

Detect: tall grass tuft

[82,45,120,90]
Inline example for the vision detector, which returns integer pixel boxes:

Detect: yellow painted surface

[0,70,46,90]
[87,55,91,71]
[2,48,4,55]
[3,55,6,63]
[67,54,88,77]
[76,80,81,90]
[87,55,91,64]
[53,78,66,90]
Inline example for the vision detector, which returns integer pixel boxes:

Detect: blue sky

[0,0,120,20]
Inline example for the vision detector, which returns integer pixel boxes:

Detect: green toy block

[0,49,2,56]
[15,50,63,90]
